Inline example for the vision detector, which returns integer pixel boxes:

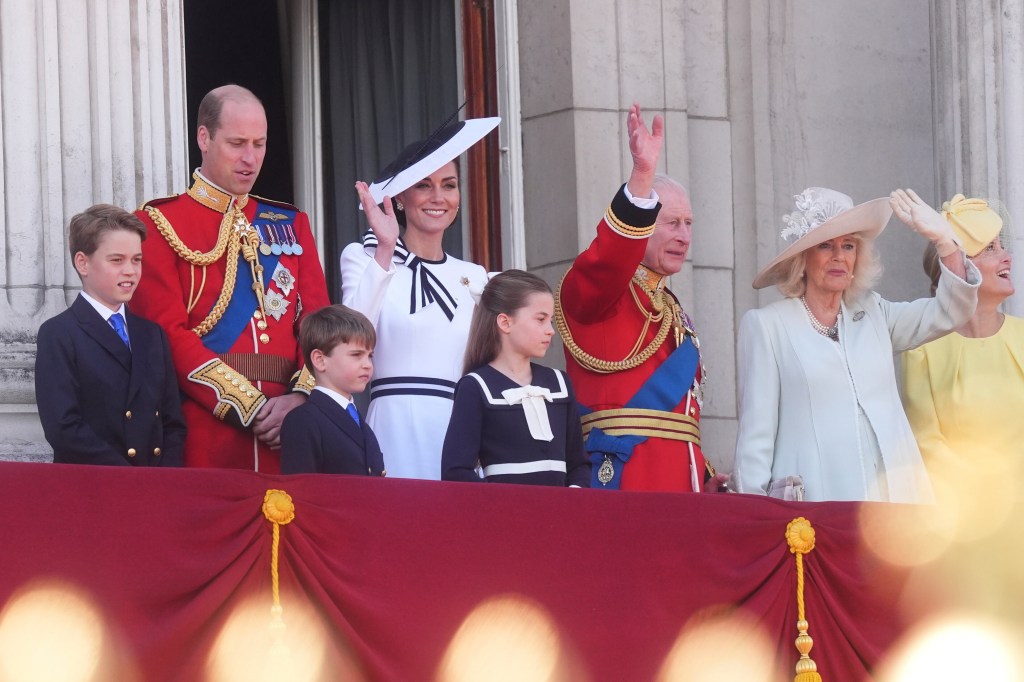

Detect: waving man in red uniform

[556,104,728,492]
[132,85,330,472]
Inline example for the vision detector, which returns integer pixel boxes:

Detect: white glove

[889,188,961,257]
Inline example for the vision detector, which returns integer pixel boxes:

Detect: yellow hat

[941,194,1002,257]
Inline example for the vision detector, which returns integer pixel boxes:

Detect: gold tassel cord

[262,489,296,624]
[786,517,823,682]
[554,268,677,374]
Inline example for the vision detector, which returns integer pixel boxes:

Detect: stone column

[931,0,1024,313]
[0,0,187,461]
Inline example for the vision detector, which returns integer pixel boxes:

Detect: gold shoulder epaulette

[137,193,180,212]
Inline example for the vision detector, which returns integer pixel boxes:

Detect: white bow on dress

[501,386,554,441]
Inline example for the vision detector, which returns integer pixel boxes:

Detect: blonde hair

[776,233,882,301]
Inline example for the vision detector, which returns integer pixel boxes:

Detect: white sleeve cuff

[623,184,660,209]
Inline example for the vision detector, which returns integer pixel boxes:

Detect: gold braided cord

[191,227,242,337]
[554,268,676,374]
[145,205,234,266]
[146,203,255,337]
[786,517,824,682]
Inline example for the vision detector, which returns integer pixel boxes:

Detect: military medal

[263,289,290,321]
[268,225,284,254]
[286,225,303,256]
[257,225,272,256]
[597,455,615,485]
[272,265,295,297]
[277,225,293,255]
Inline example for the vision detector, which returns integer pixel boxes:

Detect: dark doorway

[318,0,465,300]
[183,0,293,203]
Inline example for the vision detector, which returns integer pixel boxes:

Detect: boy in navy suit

[280,305,386,476]
[35,205,186,465]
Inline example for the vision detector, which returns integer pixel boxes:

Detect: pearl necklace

[800,296,840,340]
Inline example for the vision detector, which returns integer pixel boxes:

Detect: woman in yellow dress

[901,195,1024,471]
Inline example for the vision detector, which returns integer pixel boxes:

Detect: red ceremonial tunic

[557,186,706,492]
[133,174,330,472]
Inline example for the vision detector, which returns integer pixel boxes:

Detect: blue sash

[585,335,700,489]
[201,201,294,353]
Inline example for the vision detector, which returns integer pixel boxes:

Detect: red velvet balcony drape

[1,462,913,681]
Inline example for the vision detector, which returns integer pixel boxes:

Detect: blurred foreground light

[877,614,1024,681]
[656,608,778,682]
[0,580,106,682]
[858,478,959,567]
[207,599,328,682]
[437,594,564,682]
[927,453,1019,544]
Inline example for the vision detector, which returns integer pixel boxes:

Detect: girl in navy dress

[441,270,591,486]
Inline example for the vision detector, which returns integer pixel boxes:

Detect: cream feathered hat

[753,187,893,289]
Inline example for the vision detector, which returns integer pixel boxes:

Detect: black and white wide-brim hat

[366,117,501,205]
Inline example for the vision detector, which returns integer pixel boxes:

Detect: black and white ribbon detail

[363,232,459,321]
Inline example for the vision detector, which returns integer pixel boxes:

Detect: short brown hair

[299,305,376,373]
[196,84,263,139]
[68,204,147,259]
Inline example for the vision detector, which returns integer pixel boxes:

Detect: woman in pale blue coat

[733,188,980,503]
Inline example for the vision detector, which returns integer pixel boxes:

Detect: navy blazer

[34,295,186,466]
[280,390,386,476]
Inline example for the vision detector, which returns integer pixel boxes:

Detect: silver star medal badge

[692,365,707,410]
[597,455,615,485]
[264,289,290,321]
[272,265,296,297]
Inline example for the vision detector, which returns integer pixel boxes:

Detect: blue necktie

[109,313,130,348]
[346,402,361,426]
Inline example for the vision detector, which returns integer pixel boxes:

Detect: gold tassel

[786,517,823,682]
[262,489,296,627]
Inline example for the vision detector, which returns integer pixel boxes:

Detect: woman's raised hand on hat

[355,181,399,269]
[626,103,664,200]
[890,188,960,258]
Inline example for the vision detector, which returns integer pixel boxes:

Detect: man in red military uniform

[132,85,330,472]
[556,104,728,492]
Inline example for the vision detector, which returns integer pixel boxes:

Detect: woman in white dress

[342,119,498,479]
[733,187,980,503]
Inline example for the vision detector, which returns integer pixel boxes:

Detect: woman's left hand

[890,188,960,257]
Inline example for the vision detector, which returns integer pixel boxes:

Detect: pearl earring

[396,200,405,211]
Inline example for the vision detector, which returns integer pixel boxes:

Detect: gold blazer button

[153,448,161,456]
[125,410,133,419]
[127,448,137,457]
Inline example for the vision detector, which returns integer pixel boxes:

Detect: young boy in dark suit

[280,305,386,476]
[35,205,186,466]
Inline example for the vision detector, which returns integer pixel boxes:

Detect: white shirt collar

[314,385,355,411]
[79,291,126,322]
